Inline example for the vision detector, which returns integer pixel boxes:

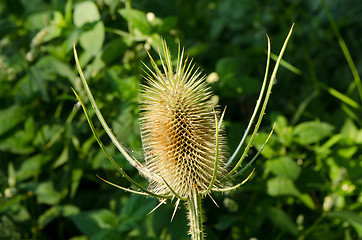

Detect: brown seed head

[140,41,227,198]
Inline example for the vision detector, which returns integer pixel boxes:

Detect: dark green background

[1,0,361,239]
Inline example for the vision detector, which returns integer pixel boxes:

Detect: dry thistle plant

[73,25,294,240]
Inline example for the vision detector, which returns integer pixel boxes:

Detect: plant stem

[124,0,134,34]
[187,191,204,240]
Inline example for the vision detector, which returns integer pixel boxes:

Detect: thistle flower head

[74,25,294,240]
[140,41,228,198]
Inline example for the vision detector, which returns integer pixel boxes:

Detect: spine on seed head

[140,41,227,198]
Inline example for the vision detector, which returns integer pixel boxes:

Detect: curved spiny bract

[140,42,227,199]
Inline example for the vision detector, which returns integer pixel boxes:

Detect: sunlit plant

[73,25,294,240]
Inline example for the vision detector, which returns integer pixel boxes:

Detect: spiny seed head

[140,41,228,198]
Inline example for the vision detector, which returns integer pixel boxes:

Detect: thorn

[148,199,166,216]
[208,194,219,208]
[170,199,180,222]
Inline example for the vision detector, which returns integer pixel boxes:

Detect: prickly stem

[187,191,204,240]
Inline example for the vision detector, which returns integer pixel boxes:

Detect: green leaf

[41,11,65,43]
[34,124,63,146]
[274,115,293,146]
[74,1,104,54]
[25,10,54,31]
[38,205,79,229]
[118,195,157,232]
[101,38,128,64]
[326,157,341,184]
[110,76,139,101]
[356,129,362,144]
[0,104,25,136]
[119,9,151,34]
[72,209,118,236]
[36,182,63,205]
[120,195,157,219]
[267,177,316,209]
[91,230,122,240]
[74,1,100,27]
[293,121,334,145]
[0,127,35,154]
[0,195,27,214]
[314,134,342,157]
[22,181,63,205]
[267,207,298,236]
[337,146,358,159]
[38,208,57,228]
[8,162,16,187]
[155,16,177,32]
[61,205,80,217]
[47,56,77,83]
[17,154,43,182]
[30,66,50,101]
[70,168,83,198]
[216,58,241,96]
[267,177,300,196]
[298,193,316,210]
[327,211,362,237]
[252,132,277,158]
[340,118,358,144]
[265,156,301,180]
[79,21,105,54]
[0,117,35,154]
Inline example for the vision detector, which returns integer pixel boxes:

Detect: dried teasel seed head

[140,41,228,198]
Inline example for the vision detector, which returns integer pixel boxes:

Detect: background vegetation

[1,0,361,239]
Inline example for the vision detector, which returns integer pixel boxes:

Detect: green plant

[2,0,362,239]
[73,23,294,239]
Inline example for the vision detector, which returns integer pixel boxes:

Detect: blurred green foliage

[1,0,361,239]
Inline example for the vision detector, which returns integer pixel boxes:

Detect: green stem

[187,191,204,240]
[125,0,134,34]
